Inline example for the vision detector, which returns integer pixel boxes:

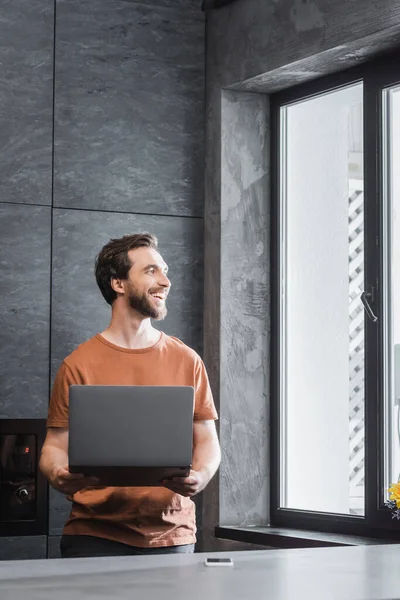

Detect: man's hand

[162,469,207,497]
[40,429,99,495]
[50,466,99,495]
[163,420,221,497]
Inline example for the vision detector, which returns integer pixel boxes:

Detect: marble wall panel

[54,0,204,216]
[0,537,46,561]
[48,488,71,537]
[219,91,270,526]
[0,0,53,205]
[207,0,400,88]
[0,204,51,418]
[47,535,62,559]
[56,0,204,68]
[201,79,222,550]
[122,0,202,16]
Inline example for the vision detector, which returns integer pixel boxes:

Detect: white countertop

[1,544,400,600]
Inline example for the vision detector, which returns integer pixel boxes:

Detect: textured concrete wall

[202,0,400,547]
[207,0,400,90]
[0,0,204,560]
[219,91,270,527]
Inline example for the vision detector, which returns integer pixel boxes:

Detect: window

[383,85,400,493]
[279,83,365,516]
[271,52,400,535]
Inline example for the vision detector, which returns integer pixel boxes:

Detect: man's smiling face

[123,246,171,320]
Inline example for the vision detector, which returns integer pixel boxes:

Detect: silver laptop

[68,385,194,486]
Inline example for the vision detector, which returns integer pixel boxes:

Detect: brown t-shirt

[47,332,218,548]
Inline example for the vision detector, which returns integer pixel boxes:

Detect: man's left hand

[162,469,207,497]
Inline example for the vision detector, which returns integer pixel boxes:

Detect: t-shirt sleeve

[193,357,218,421]
[47,361,77,428]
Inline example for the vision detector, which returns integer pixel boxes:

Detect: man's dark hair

[95,232,158,305]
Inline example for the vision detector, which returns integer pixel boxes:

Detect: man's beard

[127,286,167,321]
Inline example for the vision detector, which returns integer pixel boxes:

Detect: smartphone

[204,557,234,567]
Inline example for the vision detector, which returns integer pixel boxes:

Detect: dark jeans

[60,535,195,559]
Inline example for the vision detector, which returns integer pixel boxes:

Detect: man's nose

[159,273,170,288]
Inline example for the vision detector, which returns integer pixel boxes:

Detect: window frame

[270,50,400,537]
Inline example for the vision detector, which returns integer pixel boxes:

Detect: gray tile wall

[0,0,53,206]
[47,536,62,559]
[207,0,400,89]
[0,0,205,559]
[202,0,400,548]
[219,91,269,527]
[124,0,199,12]
[0,205,51,419]
[0,537,47,561]
[48,488,70,538]
[54,0,204,216]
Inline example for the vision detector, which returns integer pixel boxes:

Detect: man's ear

[110,277,125,296]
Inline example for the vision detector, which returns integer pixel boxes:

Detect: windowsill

[215,526,396,549]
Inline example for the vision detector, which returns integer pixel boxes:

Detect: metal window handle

[361,290,378,323]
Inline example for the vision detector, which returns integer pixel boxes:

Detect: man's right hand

[50,466,99,495]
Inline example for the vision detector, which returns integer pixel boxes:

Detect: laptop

[68,385,194,486]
